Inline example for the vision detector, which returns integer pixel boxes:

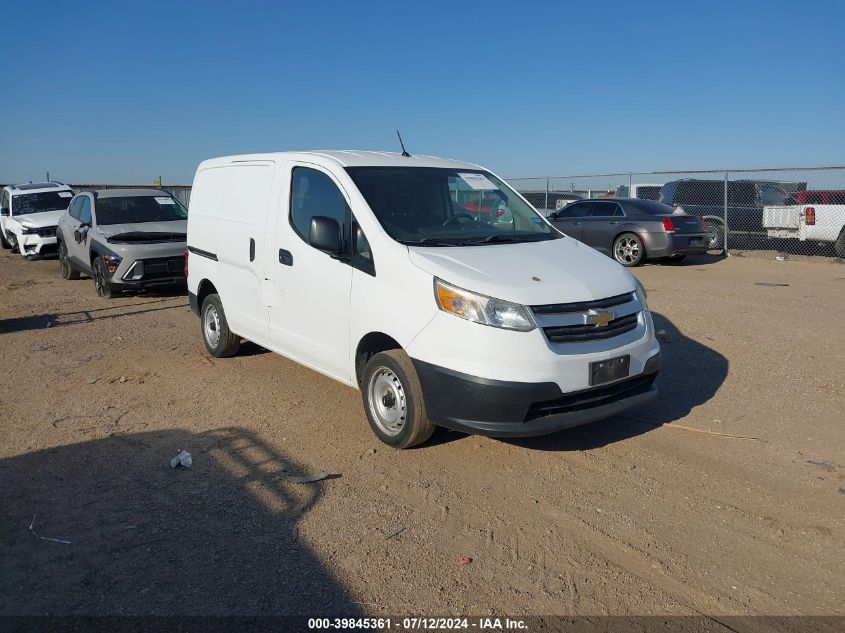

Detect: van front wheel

[362,350,434,449]
[201,294,241,358]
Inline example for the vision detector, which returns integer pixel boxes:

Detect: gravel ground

[0,249,843,619]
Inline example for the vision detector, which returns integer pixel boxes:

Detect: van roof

[197,150,485,171]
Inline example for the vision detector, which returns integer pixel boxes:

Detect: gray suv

[56,189,188,298]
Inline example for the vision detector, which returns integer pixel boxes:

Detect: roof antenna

[396,130,411,157]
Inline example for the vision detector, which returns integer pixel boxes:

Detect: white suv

[1,182,75,258]
[186,151,661,448]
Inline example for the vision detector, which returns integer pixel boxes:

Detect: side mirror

[0,207,9,217]
[73,225,89,244]
[308,216,343,255]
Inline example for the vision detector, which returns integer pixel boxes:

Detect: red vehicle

[787,190,845,205]
[461,197,513,224]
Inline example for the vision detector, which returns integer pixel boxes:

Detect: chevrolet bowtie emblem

[589,312,614,327]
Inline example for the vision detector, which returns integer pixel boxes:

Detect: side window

[759,185,787,206]
[290,167,350,246]
[560,202,591,218]
[589,202,619,217]
[68,197,82,220]
[79,197,92,224]
[805,193,824,205]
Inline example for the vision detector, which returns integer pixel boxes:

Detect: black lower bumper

[188,291,199,316]
[412,355,659,437]
[112,277,187,290]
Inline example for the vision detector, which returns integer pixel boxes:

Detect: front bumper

[412,354,660,437]
[19,233,58,256]
[106,253,186,289]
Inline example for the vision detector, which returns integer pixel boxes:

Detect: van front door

[268,165,353,383]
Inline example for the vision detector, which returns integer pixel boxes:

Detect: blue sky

[2,0,843,184]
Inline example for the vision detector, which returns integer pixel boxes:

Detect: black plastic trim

[412,358,659,437]
[188,246,217,261]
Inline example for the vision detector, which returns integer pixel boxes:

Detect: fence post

[723,170,730,255]
[628,173,633,195]
[544,177,549,211]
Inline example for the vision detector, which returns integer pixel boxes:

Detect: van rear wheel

[201,293,241,357]
[362,349,434,449]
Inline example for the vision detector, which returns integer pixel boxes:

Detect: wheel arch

[196,279,219,312]
[355,332,402,387]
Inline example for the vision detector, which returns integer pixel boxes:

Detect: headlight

[20,224,37,234]
[102,253,122,274]
[434,278,535,332]
[635,278,649,310]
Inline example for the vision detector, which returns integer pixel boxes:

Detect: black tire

[200,293,241,357]
[835,229,845,260]
[612,232,646,267]
[1,231,10,250]
[59,242,81,279]
[706,221,725,251]
[8,232,20,254]
[361,349,434,449]
[92,258,115,299]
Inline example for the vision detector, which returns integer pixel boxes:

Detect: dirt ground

[0,249,843,621]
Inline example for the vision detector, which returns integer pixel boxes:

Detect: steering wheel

[441,213,477,228]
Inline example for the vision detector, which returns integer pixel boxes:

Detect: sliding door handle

[249,238,255,262]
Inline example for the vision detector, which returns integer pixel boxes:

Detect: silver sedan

[547,198,710,266]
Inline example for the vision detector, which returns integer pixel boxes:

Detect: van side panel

[189,163,274,344]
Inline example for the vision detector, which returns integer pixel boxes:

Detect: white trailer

[763,204,845,258]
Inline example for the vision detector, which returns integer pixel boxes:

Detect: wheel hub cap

[368,368,406,436]
[204,306,221,348]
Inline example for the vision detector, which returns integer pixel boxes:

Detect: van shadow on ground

[0,427,357,616]
[477,312,728,451]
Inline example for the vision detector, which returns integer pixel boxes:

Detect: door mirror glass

[308,216,343,254]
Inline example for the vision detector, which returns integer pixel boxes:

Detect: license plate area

[589,355,630,386]
[689,237,702,246]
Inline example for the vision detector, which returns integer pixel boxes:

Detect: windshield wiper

[457,234,552,245]
[397,238,463,247]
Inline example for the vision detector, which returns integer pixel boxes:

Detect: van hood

[96,220,187,242]
[15,209,65,228]
[408,237,635,306]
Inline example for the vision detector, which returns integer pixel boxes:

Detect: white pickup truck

[763,202,845,258]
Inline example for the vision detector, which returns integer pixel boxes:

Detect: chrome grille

[530,291,642,345]
[542,313,639,343]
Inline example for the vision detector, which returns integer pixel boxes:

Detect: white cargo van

[186,151,660,448]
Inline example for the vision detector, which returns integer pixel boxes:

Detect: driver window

[290,167,351,247]
[68,197,82,220]
[79,197,92,225]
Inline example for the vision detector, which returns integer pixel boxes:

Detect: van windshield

[345,167,558,246]
[96,196,189,225]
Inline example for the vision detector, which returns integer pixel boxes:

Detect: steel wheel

[367,367,407,437]
[614,235,641,265]
[203,304,222,349]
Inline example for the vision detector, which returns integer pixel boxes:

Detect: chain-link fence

[508,166,845,259]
